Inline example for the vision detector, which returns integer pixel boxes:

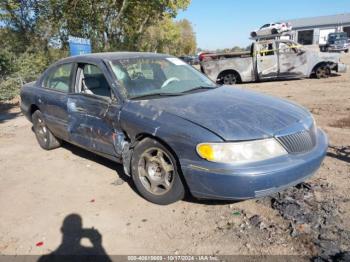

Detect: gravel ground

[0,53,349,259]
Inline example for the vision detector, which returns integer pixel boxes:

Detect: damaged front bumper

[181,128,328,200]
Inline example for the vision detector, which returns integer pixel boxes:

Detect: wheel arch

[29,104,40,121]
[310,61,335,77]
[133,132,191,194]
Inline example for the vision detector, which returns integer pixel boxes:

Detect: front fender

[120,102,223,165]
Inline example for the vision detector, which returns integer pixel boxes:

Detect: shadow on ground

[327,145,350,164]
[37,214,112,262]
[29,128,240,206]
[61,142,135,188]
[63,142,237,205]
[0,101,21,123]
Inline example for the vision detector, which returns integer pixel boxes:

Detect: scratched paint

[20,52,329,200]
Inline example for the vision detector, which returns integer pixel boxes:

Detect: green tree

[140,17,196,56]
[176,19,196,55]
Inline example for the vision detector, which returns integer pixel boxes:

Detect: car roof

[56,52,172,65]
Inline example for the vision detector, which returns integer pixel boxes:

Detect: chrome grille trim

[276,125,316,154]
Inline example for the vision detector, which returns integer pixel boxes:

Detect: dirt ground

[0,53,349,259]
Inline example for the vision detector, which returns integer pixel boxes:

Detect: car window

[44,63,73,92]
[110,57,216,99]
[260,24,270,29]
[257,42,275,56]
[80,64,111,98]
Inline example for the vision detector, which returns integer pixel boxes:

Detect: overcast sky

[176,0,350,50]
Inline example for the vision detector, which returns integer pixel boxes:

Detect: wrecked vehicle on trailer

[200,39,347,84]
[20,52,328,205]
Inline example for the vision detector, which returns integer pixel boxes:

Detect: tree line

[0,0,196,100]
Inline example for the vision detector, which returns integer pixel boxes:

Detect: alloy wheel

[137,148,175,195]
[35,116,48,144]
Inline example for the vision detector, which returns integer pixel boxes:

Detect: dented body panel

[21,52,329,200]
[201,40,347,83]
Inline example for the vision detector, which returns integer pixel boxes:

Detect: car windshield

[110,57,216,99]
[329,33,347,42]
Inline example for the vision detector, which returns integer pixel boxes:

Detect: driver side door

[67,62,123,158]
[256,41,278,80]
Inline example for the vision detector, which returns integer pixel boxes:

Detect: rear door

[255,41,278,80]
[67,62,123,157]
[39,63,74,141]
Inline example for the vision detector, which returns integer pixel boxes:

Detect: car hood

[128,86,312,141]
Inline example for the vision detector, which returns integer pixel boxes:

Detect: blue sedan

[20,52,328,205]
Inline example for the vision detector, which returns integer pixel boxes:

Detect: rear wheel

[131,138,185,205]
[32,110,61,150]
[219,72,238,85]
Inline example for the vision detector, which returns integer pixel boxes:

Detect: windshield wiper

[180,85,217,94]
[129,92,184,100]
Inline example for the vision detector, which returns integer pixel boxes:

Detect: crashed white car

[251,22,292,37]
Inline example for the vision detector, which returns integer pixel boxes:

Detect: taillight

[199,53,208,61]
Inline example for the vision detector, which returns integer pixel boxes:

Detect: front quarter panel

[120,100,223,165]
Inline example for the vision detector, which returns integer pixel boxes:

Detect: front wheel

[131,138,185,205]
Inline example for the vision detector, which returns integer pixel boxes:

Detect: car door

[39,63,74,141]
[277,41,307,78]
[67,62,123,157]
[255,41,278,80]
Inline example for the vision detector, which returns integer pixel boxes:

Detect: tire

[314,65,330,79]
[219,72,238,85]
[32,110,61,150]
[271,28,278,35]
[131,138,185,205]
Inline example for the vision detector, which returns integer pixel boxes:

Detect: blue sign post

[68,36,92,56]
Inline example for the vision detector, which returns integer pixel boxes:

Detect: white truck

[200,39,347,84]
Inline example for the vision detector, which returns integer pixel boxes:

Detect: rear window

[43,63,73,92]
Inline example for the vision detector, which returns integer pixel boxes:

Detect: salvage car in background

[200,39,348,85]
[250,22,292,37]
[179,55,199,65]
[319,32,349,53]
[21,53,328,205]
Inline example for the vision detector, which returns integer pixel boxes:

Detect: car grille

[276,125,316,154]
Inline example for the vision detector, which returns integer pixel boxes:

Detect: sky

[176,0,350,50]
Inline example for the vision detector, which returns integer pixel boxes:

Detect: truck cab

[320,32,349,53]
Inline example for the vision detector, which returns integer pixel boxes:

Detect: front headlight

[196,138,287,164]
